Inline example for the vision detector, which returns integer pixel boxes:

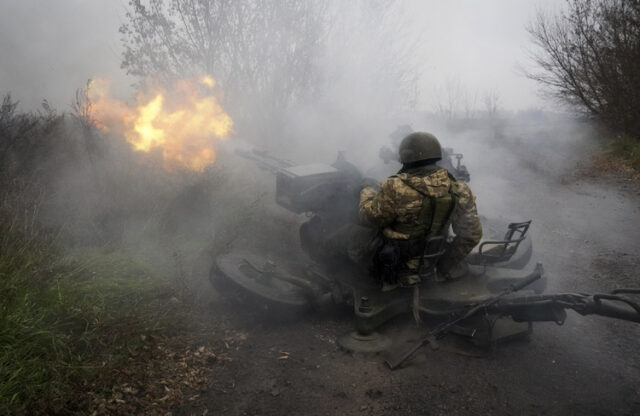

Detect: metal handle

[593,294,640,316]
[510,263,544,292]
[585,295,640,323]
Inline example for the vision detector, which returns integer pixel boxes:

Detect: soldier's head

[398,132,442,167]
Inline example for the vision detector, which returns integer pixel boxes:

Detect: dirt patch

[572,153,640,195]
[590,249,640,288]
[82,310,249,416]
[169,298,640,416]
[86,149,640,416]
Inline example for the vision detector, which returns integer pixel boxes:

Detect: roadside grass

[606,134,640,170]
[585,133,640,181]
[0,97,227,414]
[0,231,178,414]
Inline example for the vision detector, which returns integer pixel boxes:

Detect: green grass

[606,134,640,169]
[0,231,175,414]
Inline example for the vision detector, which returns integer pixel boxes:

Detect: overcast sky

[0,0,560,112]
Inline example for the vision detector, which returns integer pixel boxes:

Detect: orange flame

[88,76,233,172]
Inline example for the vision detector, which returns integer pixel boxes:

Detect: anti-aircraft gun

[211,148,640,367]
[235,149,365,262]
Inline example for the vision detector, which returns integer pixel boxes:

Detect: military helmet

[398,132,442,164]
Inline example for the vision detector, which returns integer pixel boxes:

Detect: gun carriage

[211,148,640,368]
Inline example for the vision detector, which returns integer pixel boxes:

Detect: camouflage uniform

[359,165,482,285]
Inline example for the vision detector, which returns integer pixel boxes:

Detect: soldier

[360,132,482,290]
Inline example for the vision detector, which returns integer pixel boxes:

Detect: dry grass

[0,95,232,414]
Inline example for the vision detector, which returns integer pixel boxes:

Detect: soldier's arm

[449,182,483,262]
[359,178,397,228]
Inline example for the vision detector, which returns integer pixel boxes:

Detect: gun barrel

[236,149,294,174]
[584,294,640,323]
[490,290,640,324]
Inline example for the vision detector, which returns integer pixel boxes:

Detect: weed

[0,89,222,414]
[606,134,640,170]
[0,235,177,414]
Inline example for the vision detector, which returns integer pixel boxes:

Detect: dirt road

[177,132,640,416]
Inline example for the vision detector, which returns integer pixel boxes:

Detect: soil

[164,153,640,416]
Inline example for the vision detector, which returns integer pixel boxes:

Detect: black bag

[374,242,403,285]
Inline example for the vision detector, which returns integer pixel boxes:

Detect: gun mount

[441,147,471,182]
[276,163,360,216]
[209,147,640,367]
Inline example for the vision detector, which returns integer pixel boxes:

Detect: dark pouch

[374,242,402,284]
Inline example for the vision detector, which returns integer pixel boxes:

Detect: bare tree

[462,88,478,120]
[482,88,500,120]
[318,0,423,116]
[433,79,481,122]
[527,0,640,139]
[120,0,330,139]
[433,78,463,121]
[71,80,94,129]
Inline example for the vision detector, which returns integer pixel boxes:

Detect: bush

[607,134,640,168]
[527,0,640,142]
[0,95,186,414]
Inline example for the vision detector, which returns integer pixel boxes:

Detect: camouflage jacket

[359,165,482,265]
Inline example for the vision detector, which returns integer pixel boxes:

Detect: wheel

[210,252,312,318]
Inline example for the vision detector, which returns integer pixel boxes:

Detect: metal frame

[477,221,531,264]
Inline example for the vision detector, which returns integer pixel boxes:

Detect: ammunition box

[276,163,353,214]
